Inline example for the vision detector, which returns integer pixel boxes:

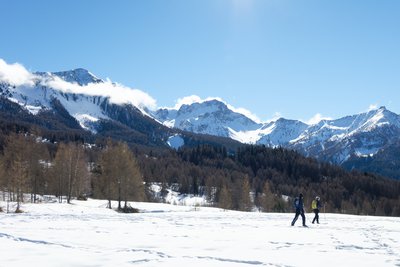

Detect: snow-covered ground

[0,199,399,267]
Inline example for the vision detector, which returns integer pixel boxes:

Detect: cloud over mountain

[0,59,36,86]
[0,58,157,110]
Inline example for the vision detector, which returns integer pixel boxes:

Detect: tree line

[137,144,400,216]
[0,132,399,216]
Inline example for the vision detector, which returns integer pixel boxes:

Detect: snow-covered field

[0,199,399,267]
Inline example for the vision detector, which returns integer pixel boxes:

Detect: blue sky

[1,0,399,122]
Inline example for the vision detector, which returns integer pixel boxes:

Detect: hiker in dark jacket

[311,196,322,224]
[291,193,307,227]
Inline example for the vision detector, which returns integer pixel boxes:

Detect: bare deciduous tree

[52,143,89,203]
[96,140,144,211]
[2,134,31,212]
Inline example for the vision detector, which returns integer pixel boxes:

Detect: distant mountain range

[1,67,399,179]
[153,98,400,164]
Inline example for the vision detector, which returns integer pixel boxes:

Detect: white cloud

[41,76,157,110]
[0,58,157,110]
[367,104,378,111]
[173,95,204,109]
[227,105,261,123]
[306,113,332,125]
[0,59,36,86]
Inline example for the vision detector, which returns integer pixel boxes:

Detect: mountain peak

[52,68,103,86]
[368,105,400,127]
[177,98,226,110]
[198,99,228,110]
[367,106,388,116]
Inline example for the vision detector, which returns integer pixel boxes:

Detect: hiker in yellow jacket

[311,196,322,224]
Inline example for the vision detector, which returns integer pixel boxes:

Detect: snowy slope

[153,99,262,138]
[0,67,166,138]
[0,199,399,267]
[256,118,309,147]
[50,68,103,85]
[0,70,110,132]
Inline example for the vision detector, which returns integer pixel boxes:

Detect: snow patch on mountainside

[162,119,175,128]
[75,114,100,132]
[167,134,184,149]
[354,147,378,158]
[228,128,261,144]
[25,104,43,115]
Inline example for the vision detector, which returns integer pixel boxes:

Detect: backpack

[293,197,300,209]
[311,199,317,210]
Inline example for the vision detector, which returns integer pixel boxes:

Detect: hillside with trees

[138,144,400,216]
[1,132,398,216]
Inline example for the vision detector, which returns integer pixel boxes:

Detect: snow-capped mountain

[1,69,110,132]
[153,99,262,138]
[44,68,103,86]
[256,118,309,147]
[1,62,400,174]
[155,100,400,166]
[0,66,241,149]
[0,68,176,148]
[287,107,400,163]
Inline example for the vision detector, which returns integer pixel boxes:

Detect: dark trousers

[312,209,319,224]
[291,209,306,226]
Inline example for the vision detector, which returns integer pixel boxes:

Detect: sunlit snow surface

[0,199,399,267]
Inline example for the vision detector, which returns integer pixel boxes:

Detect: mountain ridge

[1,66,399,179]
[153,98,400,177]
[0,68,243,151]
